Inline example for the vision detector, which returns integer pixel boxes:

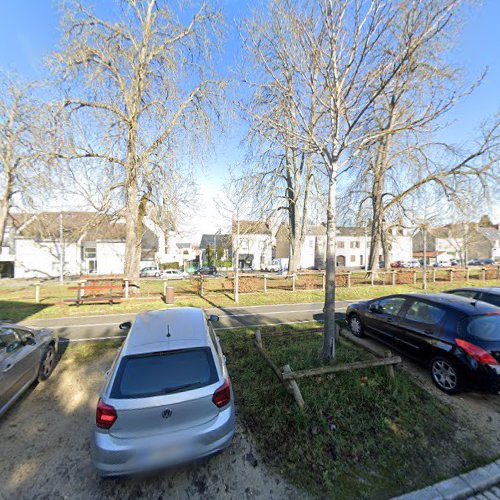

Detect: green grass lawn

[0,278,498,323]
[218,324,491,498]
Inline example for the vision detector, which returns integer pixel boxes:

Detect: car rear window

[463,315,500,342]
[110,347,218,399]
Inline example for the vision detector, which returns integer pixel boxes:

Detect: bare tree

[240,0,320,274]
[0,74,56,244]
[52,0,225,288]
[242,0,465,361]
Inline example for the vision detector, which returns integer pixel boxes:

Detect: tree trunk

[123,166,141,290]
[381,225,390,270]
[322,167,337,362]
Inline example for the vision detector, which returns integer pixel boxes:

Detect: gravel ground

[0,348,309,500]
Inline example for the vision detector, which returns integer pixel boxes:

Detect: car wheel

[430,357,461,395]
[38,345,56,381]
[348,313,364,337]
[155,272,160,277]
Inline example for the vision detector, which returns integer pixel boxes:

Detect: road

[21,301,357,342]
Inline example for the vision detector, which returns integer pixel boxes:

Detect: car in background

[91,308,235,477]
[1,323,58,417]
[481,258,496,266]
[140,266,161,278]
[391,261,404,268]
[346,293,500,394]
[403,260,421,268]
[468,259,482,266]
[444,287,500,308]
[193,266,218,277]
[434,260,452,268]
[161,269,189,280]
[262,259,281,272]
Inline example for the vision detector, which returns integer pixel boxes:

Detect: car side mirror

[119,321,132,331]
[208,315,219,323]
[24,336,36,346]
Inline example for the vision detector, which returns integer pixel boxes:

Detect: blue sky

[0,0,498,236]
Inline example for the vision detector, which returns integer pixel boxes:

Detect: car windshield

[110,347,218,399]
[463,315,500,342]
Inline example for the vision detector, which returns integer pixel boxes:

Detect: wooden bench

[66,284,124,306]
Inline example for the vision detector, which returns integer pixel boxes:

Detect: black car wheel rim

[350,316,361,335]
[432,360,457,390]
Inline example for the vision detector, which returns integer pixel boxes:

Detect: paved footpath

[395,459,500,499]
[20,300,356,342]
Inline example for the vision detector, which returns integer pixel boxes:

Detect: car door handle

[3,364,13,372]
[387,318,394,323]
[423,329,433,335]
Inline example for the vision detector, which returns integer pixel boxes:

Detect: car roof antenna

[166,324,171,338]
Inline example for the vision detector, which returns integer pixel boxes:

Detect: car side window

[405,301,446,325]
[14,328,34,343]
[377,297,406,316]
[452,290,477,299]
[480,293,500,307]
[0,328,22,354]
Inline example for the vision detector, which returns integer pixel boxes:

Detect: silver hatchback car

[91,307,235,476]
[0,323,58,417]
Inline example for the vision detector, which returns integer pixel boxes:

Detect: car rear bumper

[90,404,235,477]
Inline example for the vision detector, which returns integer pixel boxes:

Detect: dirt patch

[0,346,309,500]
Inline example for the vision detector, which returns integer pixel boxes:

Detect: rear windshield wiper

[162,383,201,394]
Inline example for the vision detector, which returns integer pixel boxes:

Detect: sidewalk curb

[394,459,500,499]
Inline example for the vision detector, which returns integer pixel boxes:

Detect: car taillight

[455,339,498,365]
[212,379,231,408]
[96,398,117,429]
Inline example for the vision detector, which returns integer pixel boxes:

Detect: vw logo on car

[161,408,172,419]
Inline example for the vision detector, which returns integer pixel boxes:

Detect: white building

[4,212,161,279]
[233,220,273,270]
[276,224,412,269]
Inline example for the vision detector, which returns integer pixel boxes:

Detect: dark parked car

[444,287,500,308]
[346,293,500,394]
[1,323,59,417]
[194,266,218,276]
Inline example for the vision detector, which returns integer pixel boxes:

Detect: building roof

[200,234,231,249]
[8,211,157,250]
[477,227,500,242]
[232,220,272,235]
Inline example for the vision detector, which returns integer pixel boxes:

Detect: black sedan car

[346,293,500,394]
[444,287,500,307]
[193,266,218,276]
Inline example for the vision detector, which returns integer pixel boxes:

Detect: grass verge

[218,323,490,499]
[0,279,498,323]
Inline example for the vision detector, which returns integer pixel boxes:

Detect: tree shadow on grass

[0,300,52,323]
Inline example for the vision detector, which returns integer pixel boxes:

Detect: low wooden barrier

[253,327,401,411]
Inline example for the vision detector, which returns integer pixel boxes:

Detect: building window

[350,241,360,249]
[360,255,363,266]
[337,241,345,248]
[309,240,314,248]
[350,255,356,263]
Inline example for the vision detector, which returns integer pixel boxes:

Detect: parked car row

[346,287,500,395]
[139,267,189,279]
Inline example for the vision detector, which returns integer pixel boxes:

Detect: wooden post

[391,271,396,286]
[432,268,436,283]
[163,280,168,299]
[282,364,305,410]
[385,350,395,379]
[322,272,326,291]
[78,281,85,304]
[497,265,500,279]
[347,271,351,288]
[34,283,41,303]
[255,328,263,348]
[292,274,296,292]
[481,268,486,281]
[449,269,454,282]
[466,267,470,281]
[200,276,204,297]
[370,271,374,286]
[124,279,129,299]
[413,271,417,285]
[264,274,267,293]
